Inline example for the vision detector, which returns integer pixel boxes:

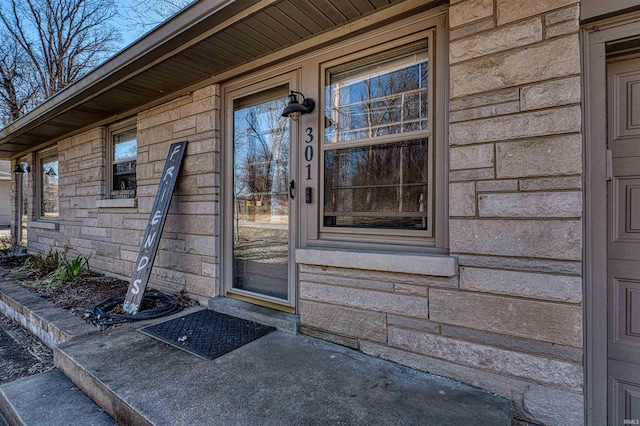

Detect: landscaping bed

[0,253,195,321]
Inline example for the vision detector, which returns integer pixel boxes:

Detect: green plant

[41,254,90,288]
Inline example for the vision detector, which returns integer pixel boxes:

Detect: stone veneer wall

[299,1,583,425]
[18,84,221,304]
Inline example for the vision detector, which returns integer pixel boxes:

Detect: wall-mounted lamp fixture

[281,91,315,120]
[45,168,57,177]
[13,165,25,174]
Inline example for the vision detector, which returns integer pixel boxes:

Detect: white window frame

[107,119,137,200]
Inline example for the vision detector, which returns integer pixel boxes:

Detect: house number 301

[305,127,313,180]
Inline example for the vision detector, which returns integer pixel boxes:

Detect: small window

[322,42,432,235]
[108,121,137,199]
[38,149,59,220]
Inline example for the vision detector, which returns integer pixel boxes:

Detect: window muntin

[109,124,137,199]
[324,45,429,144]
[39,152,58,219]
[322,42,432,234]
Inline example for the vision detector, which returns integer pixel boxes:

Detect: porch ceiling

[0,0,422,159]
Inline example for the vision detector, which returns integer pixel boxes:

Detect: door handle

[289,179,295,199]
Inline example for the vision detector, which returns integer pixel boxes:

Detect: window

[322,40,434,238]
[38,149,58,220]
[108,121,137,199]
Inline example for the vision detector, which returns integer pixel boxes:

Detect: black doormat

[141,310,275,360]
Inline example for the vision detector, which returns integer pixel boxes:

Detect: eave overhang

[0,0,433,159]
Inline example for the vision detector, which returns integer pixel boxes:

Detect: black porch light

[13,164,25,174]
[281,91,315,120]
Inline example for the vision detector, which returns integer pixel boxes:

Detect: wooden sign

[123,141,187,315]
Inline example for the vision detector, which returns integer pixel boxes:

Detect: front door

[224,76,297,312]
[607,58,640,423]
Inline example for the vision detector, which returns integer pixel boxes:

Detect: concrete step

[53,311,512,426]
[0,369,116,426]
[208,296,300,334]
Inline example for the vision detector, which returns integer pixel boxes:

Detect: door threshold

[209,296,300,334]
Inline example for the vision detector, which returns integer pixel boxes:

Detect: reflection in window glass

[324,140,428,229]
[40,155,58,219]
[324,46,428,144]
[111,127,137,198]
[323,43,431,231]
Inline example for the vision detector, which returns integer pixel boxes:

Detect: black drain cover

[142,310,275,360]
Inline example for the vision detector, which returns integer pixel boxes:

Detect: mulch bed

[0,255,195,320]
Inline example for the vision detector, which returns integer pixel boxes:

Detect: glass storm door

[230,84,294,308]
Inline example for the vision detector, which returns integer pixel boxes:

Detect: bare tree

[0,35,39,125]
[123,0,193,35]
[0,0,120,119]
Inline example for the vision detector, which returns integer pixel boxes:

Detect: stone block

[451,105,581,145]
[196,112,216,133]
[450,144,494,170]
[450,219,582,260]
[185,235,217,255]
[476,179,518,192]
[300,326,359,350]
[545,4,579,26]
[450,18,542,64]
[519,176,581,191]
[450,168,494,182]
[180,97,216,118]
[201,262,218,278]
[394,283,427,296]
[496,134,582,178]
[429,288,582,347]
[449,101,519,123]
[520,76,580,111]
[460,266,582,302]
[302,265,458,289]
[546,20,578,39]
[299,271,394,292]
[387,315,439,333]
[449,0,493,28]
[138,108,181,131]
[173,116,196,133]
[478,191,582,217]
[441,324,583,362]
[449,182,476,217]
[457,254,582,275]
[450,35,580,98]
[360,341,584,425]
[496,0,577,25]
[450,88,519,111]
[450,17,494,41]
[521,384,584,425]
[300,282,428,318]
[388,327,582,391]
[300,300,386,342]
[193,84,218,101]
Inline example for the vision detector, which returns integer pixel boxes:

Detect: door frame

[221,70,300,313]
[583,11,640,425]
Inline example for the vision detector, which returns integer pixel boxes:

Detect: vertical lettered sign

[123,141,187,315]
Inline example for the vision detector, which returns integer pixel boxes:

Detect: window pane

[324,139,428,230]
[111,127,137,198]
[324,46,428,144]
[41,156,58,218]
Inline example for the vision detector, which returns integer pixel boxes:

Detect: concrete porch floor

[47,306,512,425]
[0,280,512,425]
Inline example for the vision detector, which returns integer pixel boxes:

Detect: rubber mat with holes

[141,310,276,360]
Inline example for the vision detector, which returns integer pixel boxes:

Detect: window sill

[96,198,137,208]
[28,221,60,230]
[295,248,457,277]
